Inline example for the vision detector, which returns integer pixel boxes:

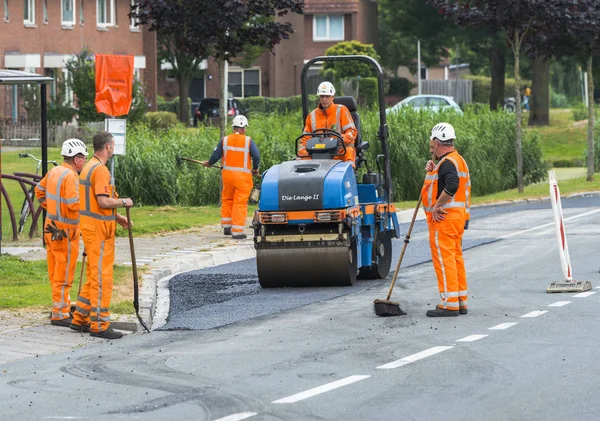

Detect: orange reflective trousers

[428,213,467,311]
[221,171,253,234]
[72,158,117,332]
[44,228,80,320]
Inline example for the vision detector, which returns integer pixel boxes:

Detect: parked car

[193,98,247,126]
[386,94,463,115]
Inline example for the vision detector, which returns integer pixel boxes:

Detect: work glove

[44,220,67,241]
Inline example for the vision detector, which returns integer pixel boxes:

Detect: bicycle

[17,153,58,234]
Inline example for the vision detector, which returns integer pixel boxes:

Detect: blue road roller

[252,55,400,287]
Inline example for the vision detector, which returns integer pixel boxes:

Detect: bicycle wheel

[18,191,32,234]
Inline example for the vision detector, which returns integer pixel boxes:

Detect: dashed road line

[456,334,488,342]
[272,375,370,404]
[521,310,548,318]
[572,291,596,298]
[548,301,571,307]
[489,322,519,330]
[376,346,454,370]
[213,412,257,421]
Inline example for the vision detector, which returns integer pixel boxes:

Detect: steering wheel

[295,128,347,158]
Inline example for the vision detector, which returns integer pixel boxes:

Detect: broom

[176,155,222,169]
[374,196,422,317]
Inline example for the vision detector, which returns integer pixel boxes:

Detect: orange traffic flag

[95,54,134,117]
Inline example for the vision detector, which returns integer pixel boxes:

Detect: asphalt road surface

[1,196,599,421]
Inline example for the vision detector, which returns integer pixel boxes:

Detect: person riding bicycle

[34,139,88,327]
[298,81,358,166]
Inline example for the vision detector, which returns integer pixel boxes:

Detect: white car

[386,94,463,115]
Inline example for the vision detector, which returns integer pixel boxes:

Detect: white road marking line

[489,322,519,330]
[376,346,454,370]
[272,375,370,404]
[456,334,488,342]
[213,412,257,421]
[572,291,596,298]
[548,301,572,307]
[521,310,548,318]
[500,208,600,240]
[595,286,600,289]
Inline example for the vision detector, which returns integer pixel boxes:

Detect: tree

[132,0,303,137]
[157,34,206,124]
[323,41,380,79]
[429,0,573,193]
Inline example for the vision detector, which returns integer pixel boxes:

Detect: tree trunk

[587,54,595,181]
[512,29,524,193]
[218,59,227,140]
[528,55,550,126]
[489,43,505,111]
[178,74,191,125]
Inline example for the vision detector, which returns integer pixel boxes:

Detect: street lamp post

[417,39,422,95]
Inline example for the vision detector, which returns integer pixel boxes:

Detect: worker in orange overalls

[298,81,358,165]
[70,131,134,339]
[202,115,260,240]
[35,139,88,326]
[421,122,471,317]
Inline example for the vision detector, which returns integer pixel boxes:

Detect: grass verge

[0,254,135,314]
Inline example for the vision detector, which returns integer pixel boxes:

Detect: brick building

[0,0,157,120]
[159,0,378,106]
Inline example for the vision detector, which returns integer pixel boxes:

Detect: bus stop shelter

[0,70,53,252]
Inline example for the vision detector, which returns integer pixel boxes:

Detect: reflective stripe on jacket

[301,104,357,149]
[421,150,471,221]
[35,163,80,227]
[79,157,117,230]
[222,133,252,174]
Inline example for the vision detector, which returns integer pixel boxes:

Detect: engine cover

[259,160,359,211]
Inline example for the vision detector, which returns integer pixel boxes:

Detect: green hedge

[157,96,192,115]
[115,108,546,205]
[143,112,180,131]
[239,95,319,114]
[465,75,532,104]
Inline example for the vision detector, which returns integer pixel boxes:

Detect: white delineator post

[548,170,573,281]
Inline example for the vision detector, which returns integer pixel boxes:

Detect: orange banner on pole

[95,54,134,117]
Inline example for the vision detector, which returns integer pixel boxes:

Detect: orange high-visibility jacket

[35,163,80,228]
[222,133,253,176]
[421,150,471,223]
[300,104,357,150]
[78,157,117,233]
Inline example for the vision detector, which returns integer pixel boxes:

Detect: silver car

[386,94,463,115]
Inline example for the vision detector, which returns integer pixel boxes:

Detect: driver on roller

[298,81,358,167]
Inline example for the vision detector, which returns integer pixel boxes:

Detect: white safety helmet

[430,122,456,142]
[317,81,336,96]
[232,115,248,128]
[61,138,88,157]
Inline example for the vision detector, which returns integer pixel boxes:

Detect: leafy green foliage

[239,95,318,114]
[323,41,380,79]
[465,75,532,104]
[358,77,378,107]
[115,108,546,204]
[143,111,180,130]
[388,77,415,97]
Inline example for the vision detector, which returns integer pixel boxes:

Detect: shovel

[125,207,150,333]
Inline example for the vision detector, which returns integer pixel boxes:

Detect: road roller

[252,55,400,287]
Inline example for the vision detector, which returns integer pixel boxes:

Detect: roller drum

[257,244,357,287]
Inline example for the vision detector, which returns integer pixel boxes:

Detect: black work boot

[232,233,247,240]
[90,328,123,339]
[51,317,73,327]
[438,305,468,315]
[426,308,459,317]
[224,228,232,236]
[70,322,91,333]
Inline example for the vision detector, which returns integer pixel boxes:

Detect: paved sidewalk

[2,191,599,365]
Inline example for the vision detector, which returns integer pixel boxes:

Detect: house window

[228,69,260,98]
[420,67,427,80]
[313,15,344,42]
[129,0,138,30]
[96,0,114,27]
[62,0,75,26]
[23,0,35,25]
[4,0,8,21]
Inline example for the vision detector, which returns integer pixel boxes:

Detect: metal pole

[584,71,589,107]
[417,39,422,95]
[41,83,48,247]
